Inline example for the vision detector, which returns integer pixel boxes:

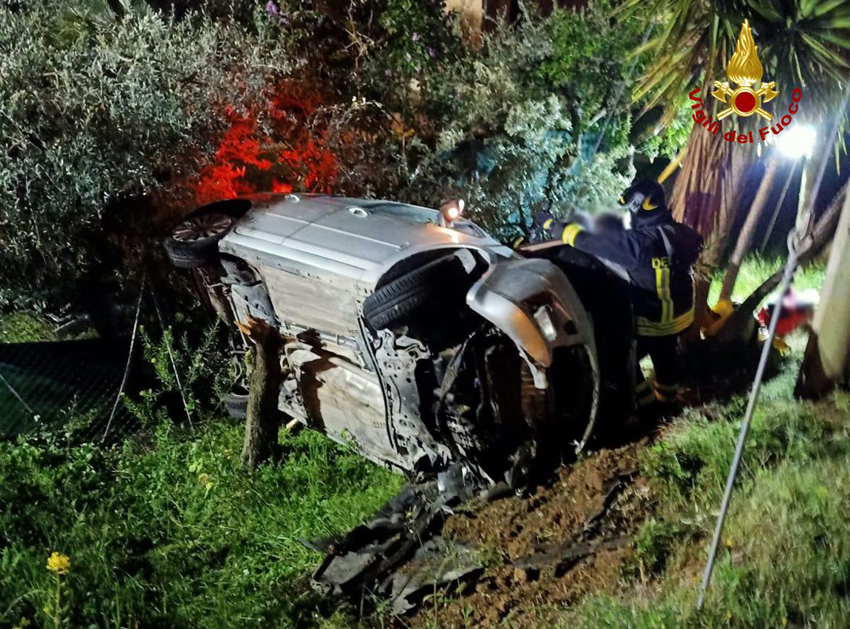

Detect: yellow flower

[197,473,211,486]
[46,552,70,575]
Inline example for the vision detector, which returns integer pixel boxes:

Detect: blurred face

[624,191,646,214]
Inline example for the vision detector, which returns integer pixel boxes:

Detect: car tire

[363,254,470,330]
[163,211,234,269]
[225,385,250,419]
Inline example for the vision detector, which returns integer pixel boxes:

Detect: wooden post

[239,318,283,471]
[796,189,850,398]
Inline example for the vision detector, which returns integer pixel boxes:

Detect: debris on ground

[310,441,654,628]
[416,442,650,628]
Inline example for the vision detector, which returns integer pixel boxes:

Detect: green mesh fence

[0,312,140,441]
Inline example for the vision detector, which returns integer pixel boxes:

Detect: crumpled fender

[465,257,597,369]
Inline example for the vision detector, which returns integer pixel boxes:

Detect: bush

[390,2,648,240]
[0,0,293,302]
[0,0,673,304]
[124,322,236,428]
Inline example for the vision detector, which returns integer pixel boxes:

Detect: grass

[0,312,58,344]
[561,340,850,629]
[0,422,403,629]
[707,256,825,306]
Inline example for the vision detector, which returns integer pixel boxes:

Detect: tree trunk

[796,188,850,398]
[668,115,749,330]
[793,128,827,234]
[719,155,780,302]
[241,319,283,471]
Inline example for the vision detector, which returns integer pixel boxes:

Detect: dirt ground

[392,440,654,628]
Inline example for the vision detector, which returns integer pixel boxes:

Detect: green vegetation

[0,0,292,301]
[0,423,401,629]
[708,257,826,305]
[0,0,665,308]
[563,341,850,629]
[0,313,57,344]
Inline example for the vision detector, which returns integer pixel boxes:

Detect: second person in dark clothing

[540,180,703,408]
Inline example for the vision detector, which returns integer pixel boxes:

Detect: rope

[102,277,145,441]
[150,287,194,429]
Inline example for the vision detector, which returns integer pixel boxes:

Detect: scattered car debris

[310,463,488,610]
[309,451,647,619]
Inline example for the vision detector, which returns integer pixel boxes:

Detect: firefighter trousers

[635,334,681,407]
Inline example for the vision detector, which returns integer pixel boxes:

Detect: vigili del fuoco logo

[688,20,803,145]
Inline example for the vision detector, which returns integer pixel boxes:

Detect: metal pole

[696,229,800,609]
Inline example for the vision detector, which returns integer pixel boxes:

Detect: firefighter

[538,180,703,409]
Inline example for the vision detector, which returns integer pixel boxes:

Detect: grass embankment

[559,258,844,628]
[0,424,402,628]
[564,339,849,624]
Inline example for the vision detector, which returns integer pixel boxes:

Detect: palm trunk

[793,129,827,234]
[719,155,780,302]
[669,119,749,330]
[714,179,849,345]
[796,187,850,398]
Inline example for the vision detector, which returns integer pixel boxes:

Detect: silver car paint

[466,257,597,369]
[220,194,596,374]
[219,194,514,288]
[217,194,599,466]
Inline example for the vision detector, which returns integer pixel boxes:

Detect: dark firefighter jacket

[555,211,703,337]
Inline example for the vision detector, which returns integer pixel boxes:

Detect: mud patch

[400,442,653,628]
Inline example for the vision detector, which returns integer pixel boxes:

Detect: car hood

[219,194,512,285]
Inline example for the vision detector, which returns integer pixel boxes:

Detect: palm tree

[625,0,850,319]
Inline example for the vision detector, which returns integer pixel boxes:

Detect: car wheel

[363,254,470,330]
[164,211,234,269]
[225,384,250,419]
[522,346,597,456]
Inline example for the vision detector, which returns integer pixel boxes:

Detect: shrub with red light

[192,85,338,204]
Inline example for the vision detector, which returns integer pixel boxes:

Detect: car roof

[219,194,510,285]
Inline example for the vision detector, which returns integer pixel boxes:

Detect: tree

[718,153,780,302]
[796,187,850,398]
[0,0,293,305]
[629,0,850,305]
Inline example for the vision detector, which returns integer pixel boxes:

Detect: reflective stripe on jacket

[557,212,702,337]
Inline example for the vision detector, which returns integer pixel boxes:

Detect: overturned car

[164,194,635,481]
